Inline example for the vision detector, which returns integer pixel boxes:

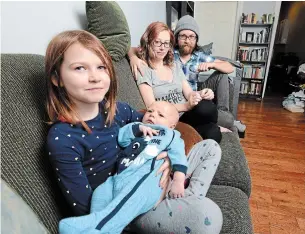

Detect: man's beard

[179,43,195,56]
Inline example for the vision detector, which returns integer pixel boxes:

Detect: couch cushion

[207,185,253,234]
[113,57,145,110]
[1,54,71,233]
[1,179,49,234]
[198,42,213,55]
[86,1,131,62]
[212,133,252,197]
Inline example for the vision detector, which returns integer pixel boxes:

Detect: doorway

[266,1,305,97]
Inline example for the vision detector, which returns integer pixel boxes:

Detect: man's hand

[200,88,214,100]
[188,91,202,109]
[139,125,159,138]
[198,62,215,72]
[130,56,148,80]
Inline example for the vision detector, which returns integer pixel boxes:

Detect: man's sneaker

[234,120,246,138]
[234,120,246,132]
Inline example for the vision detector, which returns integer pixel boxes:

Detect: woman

[128,22,223,143]
[46,30,222,233]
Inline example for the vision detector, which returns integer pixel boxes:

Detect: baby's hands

[139,125,159,138]
[169,180,185,199]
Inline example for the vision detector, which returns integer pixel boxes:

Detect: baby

[59,101,187,234]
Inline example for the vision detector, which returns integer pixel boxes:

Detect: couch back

[1,54,145,233]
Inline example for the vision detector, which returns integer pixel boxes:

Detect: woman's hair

[138,22,175,69]
[45,30,117,133]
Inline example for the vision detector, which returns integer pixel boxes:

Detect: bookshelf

[236,16,274,99]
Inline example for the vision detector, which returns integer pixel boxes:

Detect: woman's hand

[188,91,202,109]
[156,152,171,189]
[130,56,147,80]
[200,88,214,100]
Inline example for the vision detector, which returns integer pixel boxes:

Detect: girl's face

[57,43,110,109]
[151,30,171,61]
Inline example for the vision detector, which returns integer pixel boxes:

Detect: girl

[128,22,223,143]
[46,30,223,233]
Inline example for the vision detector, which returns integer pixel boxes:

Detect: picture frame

[171,7,179,31]
[246,32,254,43]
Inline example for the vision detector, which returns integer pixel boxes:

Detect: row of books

[243,65,265,79]
[242,13,258,24]
[241,13,274,24]
[238,47,268,62]
[240,81,262,95]
[239,28,270,44]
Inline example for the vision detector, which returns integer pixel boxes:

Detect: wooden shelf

[237,16,274,99]
[239,93,262,100]
[239,42,269,46]
[241,23,272,27]
[242,77,264,81]
[240,60,267,64]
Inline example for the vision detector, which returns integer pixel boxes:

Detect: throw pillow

[198,42,213,55]
[175,122,203,156]
[86,1,131,62]
[1,179,49,234]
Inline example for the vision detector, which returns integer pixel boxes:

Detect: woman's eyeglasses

[178,34,197,41]
[153,40,171,48]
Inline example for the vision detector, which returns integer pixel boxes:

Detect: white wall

[1,1,166,55]
[195,1,239,59]
[1,1,86,55]
[117,1,166,47]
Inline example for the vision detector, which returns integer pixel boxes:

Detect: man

[173,15,234,129]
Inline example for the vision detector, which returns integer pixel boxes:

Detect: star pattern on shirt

[48,102,144,213]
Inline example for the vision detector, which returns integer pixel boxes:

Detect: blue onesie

[59,122,188,234]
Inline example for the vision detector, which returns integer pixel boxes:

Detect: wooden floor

[238,97,305,234]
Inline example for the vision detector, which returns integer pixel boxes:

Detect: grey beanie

[174,15,200,39]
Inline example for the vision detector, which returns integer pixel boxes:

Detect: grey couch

[1,53,253,234]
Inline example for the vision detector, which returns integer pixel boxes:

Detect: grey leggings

[199,71,234,129]
[130,139,223,234]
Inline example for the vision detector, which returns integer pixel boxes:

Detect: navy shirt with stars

[47,102,144,215]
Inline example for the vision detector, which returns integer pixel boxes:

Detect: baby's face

[142,102,178,129]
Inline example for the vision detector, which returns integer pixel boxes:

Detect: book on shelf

[242,13,273,24]
[238,46,268,62]
[242,65,265,79]
[240,81,262,95]
[242,13,258,24]
[239,28,270,44]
